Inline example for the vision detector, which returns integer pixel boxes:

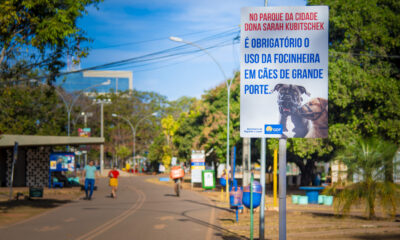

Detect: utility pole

[100,101,104,174]
[96,98,111,174]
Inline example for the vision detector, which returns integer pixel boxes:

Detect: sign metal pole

[273,148,278,208]
[250,172,254,240]
[279,139,287,240]
[100,101,104,174]
[260,138,266,240]
[258,2,268,240]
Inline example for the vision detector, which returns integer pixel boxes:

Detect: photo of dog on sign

[272,83,328,138]
[299,97,328,138]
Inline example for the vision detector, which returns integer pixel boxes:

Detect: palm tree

[325,137,399,219]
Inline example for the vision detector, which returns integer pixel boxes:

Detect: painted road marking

[75,180,146,240]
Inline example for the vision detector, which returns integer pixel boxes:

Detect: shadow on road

[309,211,398,221]
[180,205,248,240]
[0,199,73,213]
[184,199,234,213]
[353,234,400,240]
[164,194,179,197]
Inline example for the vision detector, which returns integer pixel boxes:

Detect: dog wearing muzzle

[299,97,328,138]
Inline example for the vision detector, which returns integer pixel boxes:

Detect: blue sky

[77,0,307,100]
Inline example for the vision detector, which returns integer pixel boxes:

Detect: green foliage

[148,133,166,163]
[149,96,199,165]
[324,137,399,219]
[116,145,131,161]
[326,181,400,219]
[0,0,102,83]
[173,102,203,163]
[104,90,163,158]
[337,137,397,179]
[0,84,67,135]
[161,115,179,144]
[308,0,400,144]
[197,74,240,163]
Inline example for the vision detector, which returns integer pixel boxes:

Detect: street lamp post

[112,113,135,166]
[112,112,158,170]
[133,112,158,171]
[169,36,233,200]
[31,79,111,137]
[32,79,110,173]
[66,80,111,137]
[96,99,111,174]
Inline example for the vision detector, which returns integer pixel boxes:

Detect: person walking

[82,160,98,200]
[108,165,119,198]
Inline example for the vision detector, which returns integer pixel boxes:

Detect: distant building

[57,70,133,94]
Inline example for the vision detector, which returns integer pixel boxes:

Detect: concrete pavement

[0,176,224,240]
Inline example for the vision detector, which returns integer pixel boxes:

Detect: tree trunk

[367,195,376,219]
[293,158,316,186]
[366,179,376,219]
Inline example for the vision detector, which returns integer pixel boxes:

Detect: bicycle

[173,178,182,197]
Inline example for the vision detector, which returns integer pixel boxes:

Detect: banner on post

[240,6,329,138]
[191,150,205,183]
[78,128,91,137]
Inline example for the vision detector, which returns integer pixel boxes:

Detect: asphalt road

[0,176,223,240]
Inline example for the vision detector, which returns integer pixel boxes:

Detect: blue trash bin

[242,181,262,209]
[220,177,226,187]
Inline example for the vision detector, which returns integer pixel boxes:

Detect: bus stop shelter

[0,134,104,187]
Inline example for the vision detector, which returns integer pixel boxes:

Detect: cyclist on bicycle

[170,164,184,196]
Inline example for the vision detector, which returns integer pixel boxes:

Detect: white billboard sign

[240,6,329,138]
[191,150,205,183]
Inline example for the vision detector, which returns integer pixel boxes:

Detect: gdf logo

[264,124,282,134]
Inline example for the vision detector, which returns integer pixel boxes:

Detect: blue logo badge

[265,124,283,134]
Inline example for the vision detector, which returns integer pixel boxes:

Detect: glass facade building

[56,70,133,94]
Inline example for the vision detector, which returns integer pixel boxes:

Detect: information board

[240,6,329,138]
[191,150,205,183]
[49,152,75,172]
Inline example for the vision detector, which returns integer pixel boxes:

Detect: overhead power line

[7,28,240,84]
[4,26,399,85]
[93,26,239,49]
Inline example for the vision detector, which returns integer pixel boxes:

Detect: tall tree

[0,0,101,83]
[307,0,400,183]
[104,90,163,161]
[308,0,400,144]
[173,100,203,163]
[197,74,241,165]
[0,84,67,135]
